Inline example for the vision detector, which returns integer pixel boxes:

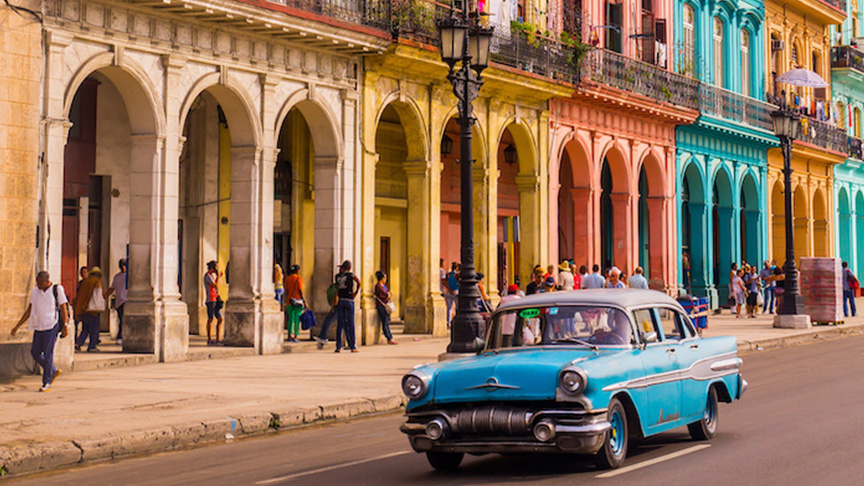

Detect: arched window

[713,17,724,87]
[855,107,861,137]
[741,29,750,97]
[681,4,696,77]
[791,42,800,68]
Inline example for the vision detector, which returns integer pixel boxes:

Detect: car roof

[495,289,685,313]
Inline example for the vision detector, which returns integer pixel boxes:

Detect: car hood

[429,348,600,404]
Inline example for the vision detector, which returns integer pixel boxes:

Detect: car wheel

[595,397,628,470]
[688,386,719,440]
[426,451,464,471]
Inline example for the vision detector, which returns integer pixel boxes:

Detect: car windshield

[486,305,634,350]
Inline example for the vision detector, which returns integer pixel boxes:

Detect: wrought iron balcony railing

[831,45,864,74]
[698,84,774,131]
[491,31,581,85]
[797,117,850,154]
[390,0,451,46]
[582,48,700,110]
[277,0,392,31]
[818,0,847,12]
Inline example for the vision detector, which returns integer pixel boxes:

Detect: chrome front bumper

[401,407,610,455]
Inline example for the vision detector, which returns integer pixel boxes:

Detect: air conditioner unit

[771,40,785,52]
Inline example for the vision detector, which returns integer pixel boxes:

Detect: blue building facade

[832,3,864,276]
[673,0,777,307]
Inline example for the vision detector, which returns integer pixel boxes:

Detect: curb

[738,322,864,355]
[3,324,864,478]
[0,394,408,479]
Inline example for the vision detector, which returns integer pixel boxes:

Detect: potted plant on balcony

[394,0,436,36]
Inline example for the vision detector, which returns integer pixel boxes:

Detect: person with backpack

[334,260,361,353]
[75,267,107,352]
[315,272,341,349]
[843,261,858,317]
[10,271,69,392]
[445,262,459,328]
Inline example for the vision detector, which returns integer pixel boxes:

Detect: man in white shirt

[108,259,127,345]
[627,267,650,289]
[10,271,69,392]
[581,264,606,289]
[558,261,575,290]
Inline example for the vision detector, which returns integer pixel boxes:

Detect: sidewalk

[2,306,863,478]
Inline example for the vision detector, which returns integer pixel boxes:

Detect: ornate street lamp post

[770,106,811,328]
[438,9,493,354]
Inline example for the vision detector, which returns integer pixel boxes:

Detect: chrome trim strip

[602,351,739,391]
[554,422,611,435]
[710,357,743,372]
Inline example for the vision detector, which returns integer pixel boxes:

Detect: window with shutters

[713,18,724,87]
[741,30,750,97]
[681,4,695,76]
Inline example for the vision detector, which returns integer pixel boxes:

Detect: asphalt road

[12,335,864,486]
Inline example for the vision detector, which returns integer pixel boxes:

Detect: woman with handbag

[374,271,397,345]
[283,265,304,343]
[74,266,107,352]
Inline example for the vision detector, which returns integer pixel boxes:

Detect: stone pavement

[2,302,864,478]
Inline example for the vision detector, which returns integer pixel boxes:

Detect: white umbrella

[776,68,829,88]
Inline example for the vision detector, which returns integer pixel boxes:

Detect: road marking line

[595,444,711,479]
[255,451,411,484]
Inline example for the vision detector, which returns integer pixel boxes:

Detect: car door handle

[666,348,676,353]
[689,344,699,350]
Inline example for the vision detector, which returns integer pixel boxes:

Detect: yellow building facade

[765,0,847,262]
[358,33,572,342]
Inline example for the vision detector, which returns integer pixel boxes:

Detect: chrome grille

[453,406,531,436]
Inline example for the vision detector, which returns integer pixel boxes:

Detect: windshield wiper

[552,338,598,351]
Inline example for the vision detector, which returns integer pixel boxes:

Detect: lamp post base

[773,314,812,329]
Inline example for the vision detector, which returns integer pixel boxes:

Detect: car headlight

[402,372,428,400]
[559,369,586,395]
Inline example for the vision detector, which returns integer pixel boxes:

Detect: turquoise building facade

[832,3,864,276]
[673,0,777,307]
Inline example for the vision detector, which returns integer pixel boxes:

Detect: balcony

[491,31,581,85]
[277,0,392,31]
[798,117,850,154]
[582,48,700,110]
[831,45,864,74]
[850,136,863,160]
[698,84,775,131]
[819,0,847,12]
[390,0,449,46]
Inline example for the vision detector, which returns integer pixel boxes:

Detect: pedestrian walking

[732,269,747,318]
[582,264,606,289]
[444,262,459,328]
[760,261,775,314]
[627,267,649,289]
[203,261,223,345]
[604,268,626,289]
[315,272,340,349]
[728,263,739,308]
[374,271,398,345]
[842,261,858,317]
[107,259,127,345]
[74,266,106,352]
[10,271,69,392]
[283,264,304,342]
[746,266,760,318]
[273,263,284,305]
[71,266,89,341]
[334,261,361,353]
[773,265,786,313]
[558,261,575,291]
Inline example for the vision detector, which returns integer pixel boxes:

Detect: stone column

[646,196,670,290]
[124,134,189,361]
[400,159,437,336]
[256,144,283,355]
[570,187,595,268]
[688,202,715,303]
[473,165,493,283]
[516,174,542,284]
[359,151,378,345]
[610,193,634,274]
[715,205,735,305]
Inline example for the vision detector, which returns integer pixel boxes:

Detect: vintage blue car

[400,289,747,470]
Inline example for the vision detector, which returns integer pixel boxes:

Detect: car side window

[657,309,693,341]
[632,309,658,340]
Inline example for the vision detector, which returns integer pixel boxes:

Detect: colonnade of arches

[768,180,831,267]
[45,39,353,360]
[555,135,675,290]
[678,159,766,307]
[837,185,864,275]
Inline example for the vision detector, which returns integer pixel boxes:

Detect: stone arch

[496,118,538,176]
[558,137,593,266]
[711,164,735,304]
[599,144,630,270]
[598,142,630,193]
[374,94,430,162]
[740,171,761,264]
[64,53,164,136]
[680,160,707,296]
[794,184,810,259]
[771,179,785,263]
[180,72,261,147]
[437,105,489,166]
[274,90,342,159]
[637,151,666,283]
[813,187,829,257]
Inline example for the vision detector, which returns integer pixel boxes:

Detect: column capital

[514,174,540,192]
[259,73,279,88]
[45,31,73,49]
[130,134,166,148]
[162,54,187,70]
[403,159,432,176]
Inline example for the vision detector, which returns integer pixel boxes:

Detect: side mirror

[641,331,658,344]
[474,337,487,354]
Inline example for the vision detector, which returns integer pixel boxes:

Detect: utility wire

[3,0,43,23]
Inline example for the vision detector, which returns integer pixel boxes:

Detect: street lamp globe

[770,109,801,140]
[468,26,494,70]
[438,17,467,66]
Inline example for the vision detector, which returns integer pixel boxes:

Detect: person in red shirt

[203,261,223,345]
[283,265,305,342]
